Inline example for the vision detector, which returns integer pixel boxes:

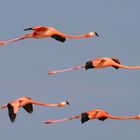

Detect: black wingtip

[95,32,99,37]
[51,35,66,42]
[24,28,33,31]
[7,103,16,123]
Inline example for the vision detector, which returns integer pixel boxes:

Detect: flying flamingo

[0,26,98,46]
[48,57,140,75]
[45,108,140,124]
[0,97,69,123]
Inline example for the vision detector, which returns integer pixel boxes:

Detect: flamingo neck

[63,33,91,38]
[127,66,140,69]
[107,114,136,120]
[32,101,58,107]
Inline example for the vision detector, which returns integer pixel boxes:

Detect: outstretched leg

[47,65,85,75]
[0,34,32,46]
[45,115,81,124]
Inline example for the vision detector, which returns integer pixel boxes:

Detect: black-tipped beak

[66,101,70,105]
[24,28,33,31]
[95,32,99,37]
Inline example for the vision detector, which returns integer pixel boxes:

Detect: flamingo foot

[0,41,7,46]
[47,71,57,75]
[44,121,53,124]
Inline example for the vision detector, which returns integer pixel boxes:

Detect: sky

[0,0,140,139]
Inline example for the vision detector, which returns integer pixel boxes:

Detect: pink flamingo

[0,97,69,123]
[48,57,140,75]
[0,26,98,46]
[45,108,140,124]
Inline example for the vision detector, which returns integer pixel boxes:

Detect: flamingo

[0,26,98,46]
[48,57,140,75]
[0,97,69,123]
[45,108,140,124]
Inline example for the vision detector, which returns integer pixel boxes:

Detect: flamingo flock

[0,24,139,129]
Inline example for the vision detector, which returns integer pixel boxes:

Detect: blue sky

[0,0,140,139]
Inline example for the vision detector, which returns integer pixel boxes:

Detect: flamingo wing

[51,35,66,42]
[22,103,33,114]
[81,112,90,124]
[7,103,17,123]
[111,58,121,69]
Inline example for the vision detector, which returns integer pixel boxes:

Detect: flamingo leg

[45,115,81,124]
[47,65,84,75]
[0,35,28,46]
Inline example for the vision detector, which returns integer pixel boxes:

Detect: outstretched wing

[51,35,66,42]
[22,103,33,114]
[7,103,17,123]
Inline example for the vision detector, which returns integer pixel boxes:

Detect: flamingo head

[135,114,140,119]
[86,32,99,37]
[58,101,70,107]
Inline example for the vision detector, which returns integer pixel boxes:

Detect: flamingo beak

[95,32,99,37]
[24,28,33,31]
[66,101,70,105]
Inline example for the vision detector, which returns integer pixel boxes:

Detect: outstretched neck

[31,101,58,107]
[114,64,140,69]
[63,32,96,38]
[127,66,140,69]
[107,114,137,120]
